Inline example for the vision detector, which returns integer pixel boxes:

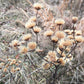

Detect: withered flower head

[22,34,32,41]
[75,36,83,43]
[29,16,36,22]
[44,30,54,37]
[12,59,16,64]
[28,42,37,50]
[33,3,43,10]
[72,16,78,24]
[58,44,64,51]
[8,58,12,61]
[25,21,36,29]
[19,46,28,54]
[75,30,82,36]
[64,29,71,35]
[65,47,70,52]
[3,68,7,72]
[0,62,5,66]
[15,67,20,71]
[51,36,58,43]
[33,26,41,33]
[47,51,57,62]
[11,67,16,73]
[55,31,66,39]
[11,40,19,47]
[55,19,65,25]
[63,39,72,46]
[42,62,51,70]
[67,35,74,39]
[57,58,66,66]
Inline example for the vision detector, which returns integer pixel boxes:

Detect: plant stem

[53,65,59,84]
[53,42,55,51]
[36,33,38,44]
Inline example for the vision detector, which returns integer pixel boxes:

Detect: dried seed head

[65,47,70,52]
[5,64,9,68]
[22,34,32,41]
[63,39,72,46]
[44,30,54,37]
[55,31,66,39]
[15,67,20,71]
[11,67,16,73]
[55,19,65,25]
[25,21,36,29]
[75,30,82,36]
[58,44,64,51]
[29,16,36,22]
[75,36,83,42]
[42,62,51,69]
[18,60,22,63]
[11,40,19,47]
[48,51,57,62]
[36,48,43,52]
[12,59,16,64]
[3,68,7,72]
[72,16,78,24]
[19,46,28,54]
[57,58,66,66]
[33,26,41,33]
[0,62,5,66]
[10,62,13,65]
[64,29,71,35]
[33,3,43,10]
[15,63,19,66]
[8,58,12,61]
[28,42,37,50]
[51,36,58,43]
[67,35,74,39]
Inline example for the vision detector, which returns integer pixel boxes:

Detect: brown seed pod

[72,16,78,24]
[33,3,43,10]
[28,42,37,50]
[55,19,65,25]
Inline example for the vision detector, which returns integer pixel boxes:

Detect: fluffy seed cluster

[75,36,83,42]
[57,58,66,66]
[29,16,36,22]
[55,19,65,25]
[19,46,28,54]
[55,31,66,39]
[64,29,71,35]
[22,34,32,41]
[28,42,37,50]
[33,3,43,10]
[44,30,54,37]
[47,51,57,62]
[11,40,19,47]
[72,16,78,24]
[75,30,82,36]
[51,36,58,43]
[33,26,41,33]
[25,21,36,29]
[62,39,72,46]
[42,62,51,70]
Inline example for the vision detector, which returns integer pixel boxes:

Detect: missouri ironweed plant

[0,1,84,84]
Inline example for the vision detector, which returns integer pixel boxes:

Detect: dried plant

[0,0,84,84]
